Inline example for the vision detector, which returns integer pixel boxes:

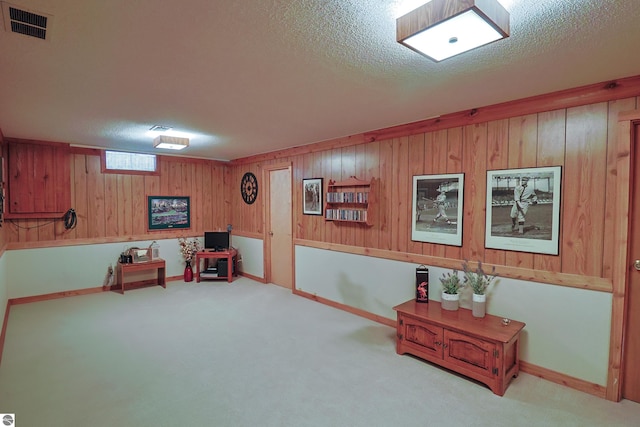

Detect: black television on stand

[204,231,230,252]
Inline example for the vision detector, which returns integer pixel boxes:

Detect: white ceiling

[1,0,639,161]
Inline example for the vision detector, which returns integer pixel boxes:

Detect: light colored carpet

[1,277,639,427]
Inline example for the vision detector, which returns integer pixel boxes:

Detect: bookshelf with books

[325,176,375,226]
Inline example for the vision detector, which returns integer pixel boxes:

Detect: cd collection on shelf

[325,208,368,222]
[326,191,369,203]
[324,176,375,225]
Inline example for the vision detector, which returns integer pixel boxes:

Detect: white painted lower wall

[5,236,265,300]
[7,239,188,299]
[3,238,611,388]
[231,235,264,279]
[294,245,612,387]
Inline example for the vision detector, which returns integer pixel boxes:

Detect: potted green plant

[462,260,498,318]
[439,270,464,311]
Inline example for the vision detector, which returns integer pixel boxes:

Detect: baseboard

[10,286,106,305]
[239,272,266,283]
[9,278,185,305]
[293,288,396,328]
[3,279,606,400]
[519,360,606,399]
[293,289,608,400]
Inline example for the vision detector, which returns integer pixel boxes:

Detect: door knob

[634,259,640,271]
[269,231,274,236]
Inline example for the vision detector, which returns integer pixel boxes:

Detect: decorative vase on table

[472,293,486,318]
[184,260,194,282]
[462,260,497,319]
[441,292,460,311]
[439,270,463,311]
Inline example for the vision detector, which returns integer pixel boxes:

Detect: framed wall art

[411,173,464,246]
[485,166,562,255]
[147,196,191,230]
[303,178,323,215]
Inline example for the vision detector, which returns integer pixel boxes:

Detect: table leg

[159,265,166,289]
[117,265,124,294]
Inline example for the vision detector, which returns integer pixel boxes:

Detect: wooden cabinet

[5,139,71,219]
[393,299,525,396]
[325,176,375,225]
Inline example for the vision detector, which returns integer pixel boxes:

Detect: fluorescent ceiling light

[153,135,189,150]
[397,0,510,62]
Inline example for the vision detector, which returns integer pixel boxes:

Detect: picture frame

[130,248,151,263]
[485,166,562,255]
[147,196,191,230]
[303,178,323,215]
[411,173,464,246]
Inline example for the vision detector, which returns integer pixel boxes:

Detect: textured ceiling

[1,0,639,161]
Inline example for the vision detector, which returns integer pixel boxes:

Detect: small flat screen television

[204,231,230,251]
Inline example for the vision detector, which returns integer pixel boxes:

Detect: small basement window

[101,150,159,175]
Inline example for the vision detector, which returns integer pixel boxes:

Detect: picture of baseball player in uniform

[412,174,464,245]
[510,176,538,234]
[433,190,451,224]
[487,167,560,253]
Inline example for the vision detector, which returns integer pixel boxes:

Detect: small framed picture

[131,248,151,263]
[485,166,562,255]
[411,173,464,246]
[303,178,323,215]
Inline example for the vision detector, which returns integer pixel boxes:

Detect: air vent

[2,2,53,40]
[149,125,173,132]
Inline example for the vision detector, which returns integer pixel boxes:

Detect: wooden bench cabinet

[393,299,525,396]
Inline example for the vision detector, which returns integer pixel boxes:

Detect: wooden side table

[116,259,166,294]
[195,248,238,283]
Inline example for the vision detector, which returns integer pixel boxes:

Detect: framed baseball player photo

[302,178,323,215]
[411,173,464,246]
[485,166,562,255]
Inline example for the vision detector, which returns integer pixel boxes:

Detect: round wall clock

[241,172,258,204]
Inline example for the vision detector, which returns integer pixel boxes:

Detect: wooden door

[623,123,640,402]
[266,166,292,289]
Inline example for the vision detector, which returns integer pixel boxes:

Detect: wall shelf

[325,176,375,226]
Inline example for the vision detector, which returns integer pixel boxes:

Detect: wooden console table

[195,248,238,283]
[116,259,166,294]
[393,299,525,396]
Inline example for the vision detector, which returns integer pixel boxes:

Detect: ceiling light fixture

[153,135,189,150]
[397,0,510,62]
[149,125,172,132]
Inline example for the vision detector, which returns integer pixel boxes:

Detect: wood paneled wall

[0,129,5,251]
[4,76,640,290]
[229,89,640,288]
[5,148,231,245]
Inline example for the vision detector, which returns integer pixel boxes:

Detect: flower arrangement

[462,260,497,295]
[439,270,464,295]
[178,237,201,262]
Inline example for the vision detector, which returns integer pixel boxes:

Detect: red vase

[184,261,193,282]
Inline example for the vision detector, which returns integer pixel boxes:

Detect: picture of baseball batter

[412,173,464,246]
[485,166,562,255]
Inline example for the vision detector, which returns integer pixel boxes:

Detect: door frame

[262,162,294,288]
[607,110,640,401]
